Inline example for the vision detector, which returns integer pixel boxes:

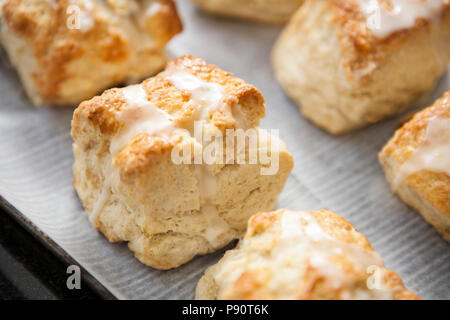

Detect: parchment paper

[0,1,448,299]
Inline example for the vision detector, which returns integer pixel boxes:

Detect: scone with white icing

[189,0,304,24]
[196,209,420,300]
[0,0,182,106]
[71,55,294,270]
[379,91,450,242]
[272,0,450,134]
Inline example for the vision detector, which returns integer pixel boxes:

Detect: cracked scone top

[71,55,294,270]
[272,0,450,134]
[189,0,304,24]
[379,91,450,242]
[196,209,420,300]
[0,0,182,106]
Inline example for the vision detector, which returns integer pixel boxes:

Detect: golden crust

[93,55,265,179]
[190,0,304,24]
[72,56,293,269]
[151,55,266,131]
[379,91,450,240]
[246,209,373,249]
[73,55,267,179]
[142,0,183,47]
[382,92,450,161]
[196,209,420,300]
[1,0,182,105]
[73,54,266,139]
[272,0,450,134]
[332,0,450,82]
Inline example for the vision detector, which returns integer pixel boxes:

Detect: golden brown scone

[71,55,294,270]
[196,209,420,300]
[0,0,182,106]
[190,0,304,24]
[272,0,450,134]
[379,91,450,242]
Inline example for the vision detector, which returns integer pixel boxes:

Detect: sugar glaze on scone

[0,0,182,106]
[72,55,294,269]
[379,91,450,242]
[272,0,450,134]
[189,0,304,24]
[196,209,420,300]
[358,0,446,38]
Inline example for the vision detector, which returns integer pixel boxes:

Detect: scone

[71,55,294,270]
[189,0,304,24]
[379,91,450,242]
[0,0,182,106]
[272,0,450,134]
[196,209,420,300]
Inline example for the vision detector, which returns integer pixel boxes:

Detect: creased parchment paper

[0,1,448,299]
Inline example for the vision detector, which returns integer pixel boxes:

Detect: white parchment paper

[0,1,448,299]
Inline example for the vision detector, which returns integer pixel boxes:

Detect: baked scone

[379,91,450,242]
[272,0,450,134]
[0,0,182,106]
[189,0,304,24]
[71,55,294,270]
[196,209,420,300]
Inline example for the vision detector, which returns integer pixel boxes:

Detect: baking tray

[0,1,449,299]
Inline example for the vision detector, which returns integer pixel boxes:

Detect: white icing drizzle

[278,211,384,267]
[91,73,231,244]
[110,85,175,155]
[91,84,176,224]
[90,174,111,223]
[275,211,388,297]
[213,210,393,299]
[358,0,447,38]
[165,70,231,243]
[396,116,450,185]
[146,1,164,17]
[78,12,95,32]
[195,165,230,245]
[165,71,226,121]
